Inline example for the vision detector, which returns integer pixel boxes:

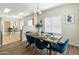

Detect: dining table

[28,32,63,55]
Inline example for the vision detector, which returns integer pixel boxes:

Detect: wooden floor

[0,33,79,55]
[0,41,79,55]
[3,32,20,45]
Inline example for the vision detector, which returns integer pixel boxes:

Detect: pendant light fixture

[34,3,42,14]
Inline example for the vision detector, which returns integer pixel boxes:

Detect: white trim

[69,42,79,47]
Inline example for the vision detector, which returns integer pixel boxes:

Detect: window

[45,16,62,34]
[28,20,32,26]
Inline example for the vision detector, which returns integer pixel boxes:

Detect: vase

[37,28,41,34]
[39,28,41,35]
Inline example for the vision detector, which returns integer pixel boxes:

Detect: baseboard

[69,43,79,47]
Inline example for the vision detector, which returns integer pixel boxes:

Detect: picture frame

[65,15,74,24]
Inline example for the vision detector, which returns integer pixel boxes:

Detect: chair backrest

[62,39,69,52]
[48,33,53,35]
[26,31,30,33]
[34,38,45,49]
[64,39,69,46]
[25,34,34,44]
[25,31,30,36]
[41,32,44,33]
[42,40,48,47]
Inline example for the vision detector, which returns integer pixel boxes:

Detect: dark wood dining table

[28,32,63,55]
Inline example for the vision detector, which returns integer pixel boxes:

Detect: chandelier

[34,3,42,14]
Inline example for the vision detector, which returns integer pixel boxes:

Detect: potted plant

[35,23,43,33]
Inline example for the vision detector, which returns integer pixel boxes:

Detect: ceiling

[0,3,63,17]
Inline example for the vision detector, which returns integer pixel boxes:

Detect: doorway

[3,21,20,45]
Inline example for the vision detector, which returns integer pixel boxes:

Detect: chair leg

[32,46,38,55]
[26,43,31,48]
[42,49,48,55]
[54,52,58,55]
[63,45,69,55]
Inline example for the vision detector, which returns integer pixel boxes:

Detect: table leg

[49,43,52,55]
[20,30,22,41]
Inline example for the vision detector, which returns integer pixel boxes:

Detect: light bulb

[34,10,37,14]
[39,11,42,14]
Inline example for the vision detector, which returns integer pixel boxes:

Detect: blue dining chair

[42,40,49,48]
[25,34,34,44]
[26,31,30,33]
[48,33,53,35]
[34,38,45,49]
[41,32,44,33]
[50,39,69,55]
[33,37,49,54]
[25,34,34,48]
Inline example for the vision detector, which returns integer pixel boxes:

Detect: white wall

[41,4,79,47]
[22,15,37,41]
[23,4,79,47]
[23,16,33,26]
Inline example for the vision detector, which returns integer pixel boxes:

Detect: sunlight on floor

[3,32,20,45]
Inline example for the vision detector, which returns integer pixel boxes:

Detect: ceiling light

[18,12,24,15]
[34,3,42,14]
[34,10,37,14]
[4,8,11,13]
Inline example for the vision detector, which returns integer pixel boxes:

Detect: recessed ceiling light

[4,8,11,13]
[18,12,24,15]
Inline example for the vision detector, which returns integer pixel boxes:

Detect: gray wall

[41,4,79,46]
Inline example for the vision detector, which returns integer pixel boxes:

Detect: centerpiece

[35,23,43,34]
